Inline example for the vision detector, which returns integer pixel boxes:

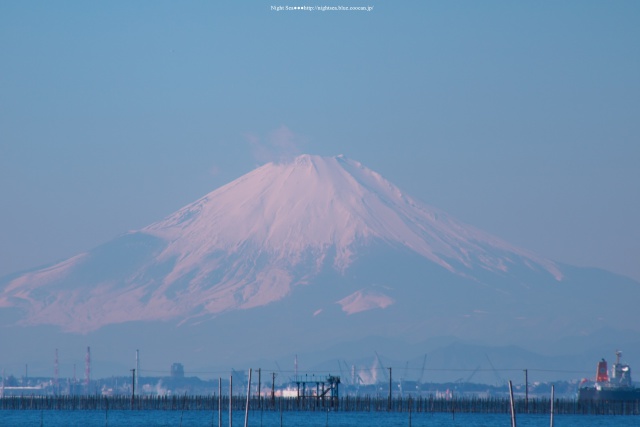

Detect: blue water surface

[0,410,637,427]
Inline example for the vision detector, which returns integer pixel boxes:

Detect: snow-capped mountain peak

[0,154,563,332]
[146,154,561,278]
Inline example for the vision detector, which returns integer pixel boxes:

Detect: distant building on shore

[170,363,184,378]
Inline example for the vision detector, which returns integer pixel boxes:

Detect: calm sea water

[0,410,637,427]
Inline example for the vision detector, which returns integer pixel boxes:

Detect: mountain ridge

[0,154,565,333]
[1,154,638,378]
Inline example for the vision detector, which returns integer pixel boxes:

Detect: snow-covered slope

[0,154,578,333]
[146,154,561,277]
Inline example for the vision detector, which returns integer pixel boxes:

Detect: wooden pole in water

[229,374,233,427]
[388,367,392,411]
[550,384,555,427]
[244,369,252,427]
[272,372,276,408]
[451,392,455,421]
[508,380,517,427]
[180,393,186,427]
[130,369,135,410]
[523,369,528,413]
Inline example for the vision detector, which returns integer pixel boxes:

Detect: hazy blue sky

[1,1,639,282]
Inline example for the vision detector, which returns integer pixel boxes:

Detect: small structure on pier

[293,375,340,400]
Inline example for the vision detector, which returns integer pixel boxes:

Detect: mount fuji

[1,154,639,376]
